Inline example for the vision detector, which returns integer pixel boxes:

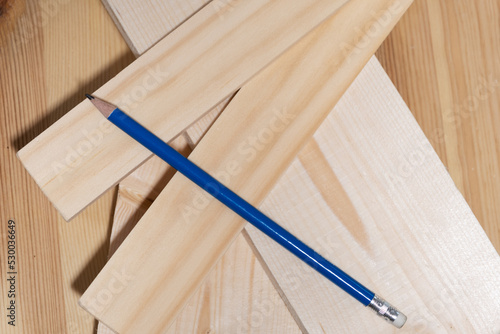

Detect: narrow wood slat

[98,139,301,334]
[17,0,349,220]
[102,0,209,56]
[97,2,299,332]
[80,0,423,332]
[245,59,500,332]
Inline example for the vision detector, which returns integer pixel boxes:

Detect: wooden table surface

[0,0,498,332]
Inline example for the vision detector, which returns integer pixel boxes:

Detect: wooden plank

[245,59,500,332]
[17,0,350,221]
[98,106,299,334]
[0,0,135,332]
[97,153,179,334]
[80,0,418,332]
[376,0,500,252]
[102,0,209,56]
[1,0,496,332]
[97,137,301,334]
[184,99,227,147]
[105,136,192,258]
[97,1,297,332]
[164,232,302,334]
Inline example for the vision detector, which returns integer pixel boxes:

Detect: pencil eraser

[393,312,407,328]
[367,294,407,328]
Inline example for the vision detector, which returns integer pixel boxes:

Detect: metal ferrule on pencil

[367,295,407,328]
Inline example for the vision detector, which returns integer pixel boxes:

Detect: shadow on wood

[11,51,134,150]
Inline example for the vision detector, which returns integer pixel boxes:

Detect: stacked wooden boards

[1,0,498,333]
[377,0,500,252]
[80,0,416,332]
[97,132,301,334]
[97,2,300,332]
[17,0,351,220]
[0,0,137,332]
[78,0,500,333]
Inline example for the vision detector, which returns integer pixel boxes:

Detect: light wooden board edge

[101,0,209,57]
[96,1,299,332]
[97,135,300,334]
[184,96,232,148]
[17,0,351,221]
[245,58,500,333]
[375,0,500,252]
[82,3,446,330]
[0,1,135,332]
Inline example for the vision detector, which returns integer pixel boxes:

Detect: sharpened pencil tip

[85,95,116,118]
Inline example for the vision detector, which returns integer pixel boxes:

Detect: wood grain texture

[102,3,500,329]
[0,0,135,332]
[97,136,300,334]
[80,0,416,332]
[244,59,500,332]
[102,0,208,56]
[96,1,296,331]
[0,0,25,45]
[376,0,500,252]
[97,152,181,334]
[184,98,228,148]
[17,0,350,221]
[2,0,497,333]
[106,136,192,257]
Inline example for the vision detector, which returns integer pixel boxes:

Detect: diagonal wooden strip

[98,143,301,334]
[98,0,500,332]
[184,100,227,148]
[377,0,500,252]
[99,115,303,334]
[105,136,192,258]
[17,0,350,221]
[244,58,500,332]
[94,0,500,332]
[80,0,416,332]
[97,1,299,332]
[98,103,299,334]
[102,0,209,56]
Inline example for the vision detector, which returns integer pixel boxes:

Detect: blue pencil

[86,94,406,328]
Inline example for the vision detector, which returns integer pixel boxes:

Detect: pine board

[0,0,135,332]
[2,0,498,333]
[376,0,500,252]
[79,0,433,332]
[245,59,500,332]
[96,1,297,332]
[17,0,350,221]
[97,136,300,334]
[102,0,208,56]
